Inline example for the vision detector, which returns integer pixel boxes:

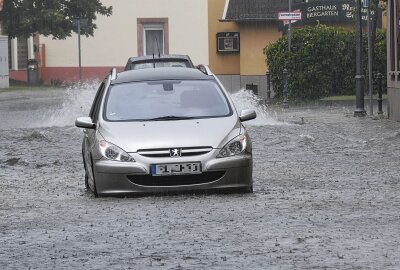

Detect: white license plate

[151,162,201,176]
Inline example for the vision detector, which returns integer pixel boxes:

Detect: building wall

[387,0,400,121]
[39,0,209,83]
[239,22,281,76]
[208,0,240,75]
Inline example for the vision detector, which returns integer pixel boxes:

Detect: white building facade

[10,0,209,84]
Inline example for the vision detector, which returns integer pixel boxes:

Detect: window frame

[137,18,169,56]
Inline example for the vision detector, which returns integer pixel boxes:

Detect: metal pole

[283,67,289,108]
[367,2,373,115]
[288,0,292,52]
[266,71,271,105]
[78,18,82,82]
[354,0,366,117]
[376,73,383,115]
[283,0,292,109]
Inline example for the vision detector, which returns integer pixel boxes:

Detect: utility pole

[283,0,293,109]
[288,0,292,53]
[354,0,366,117]
[77,18,82,82]
[367,0,373,115]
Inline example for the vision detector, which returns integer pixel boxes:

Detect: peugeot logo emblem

[170,148,181,157]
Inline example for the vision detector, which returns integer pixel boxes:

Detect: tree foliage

[0,0,112,39]
[264,24,387,101]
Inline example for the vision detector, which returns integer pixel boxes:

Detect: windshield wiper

[143,116,196,121]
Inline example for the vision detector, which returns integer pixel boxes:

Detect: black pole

[376,73,383,115]
[266,71,271,105]
[78,18,82,82]
[283,67,289,108]
[354,0,366,117]
[283,0,292,109]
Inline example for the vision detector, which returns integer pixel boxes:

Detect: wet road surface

[1,88,400,269]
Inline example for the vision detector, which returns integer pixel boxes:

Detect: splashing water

[47,86,285,127]
[230,89,285,126]
[0,82,99,129]
[1,83,285,129]
[45,81,99,127]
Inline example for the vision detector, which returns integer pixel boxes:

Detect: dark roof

[222,0,303,22]
[112,67,214,85]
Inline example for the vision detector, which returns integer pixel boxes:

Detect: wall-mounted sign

[289,0,380,25]
[278,12,303,21]
[217,32,240,53]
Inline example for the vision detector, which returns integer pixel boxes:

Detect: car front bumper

[93,154,252,196]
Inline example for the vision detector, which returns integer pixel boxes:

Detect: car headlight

[99,140,135,162]
[217,134,247,158]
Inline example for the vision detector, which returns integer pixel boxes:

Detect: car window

[131,60,191,70]
[89,82,106,122]
[104,80,232,121]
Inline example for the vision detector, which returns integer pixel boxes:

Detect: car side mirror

[75,117,96,129]
[239,109,256,122]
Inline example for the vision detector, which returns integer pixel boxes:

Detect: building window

[144,24,164,55]
[137,18,169,56]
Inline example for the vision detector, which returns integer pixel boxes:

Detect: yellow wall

[239,23,281,75]
[208,0,281,76]
[208,0,240,74]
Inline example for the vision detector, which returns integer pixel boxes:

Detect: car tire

[242,185,253,193]
[82,150,89,190]
[84,172,89,189]
[90,156,99,198]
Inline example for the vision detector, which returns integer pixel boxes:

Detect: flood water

[1,85,400,269]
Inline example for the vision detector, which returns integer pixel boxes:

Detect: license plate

[151,162,201,176]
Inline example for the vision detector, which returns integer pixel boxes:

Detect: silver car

[75,65,256,197]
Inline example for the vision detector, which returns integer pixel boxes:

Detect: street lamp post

[367,0,373,116]
[77,18,82,82]
[283,0,292,109]
[283,67,289,108]
[265,71,272,105]
[72,18,88,82]
[354,0,366,117]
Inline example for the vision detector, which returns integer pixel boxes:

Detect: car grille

[137,147,213,158]
[127,171,225,186]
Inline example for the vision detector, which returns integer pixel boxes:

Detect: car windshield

[104,80,232,121]
[131,60,191,70]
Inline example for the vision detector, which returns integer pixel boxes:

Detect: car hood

[98,116,241,152]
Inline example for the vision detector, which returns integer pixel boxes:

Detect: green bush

[264,24,387,101]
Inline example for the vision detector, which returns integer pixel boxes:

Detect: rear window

[104,80,232,121]
[130,60,192,70]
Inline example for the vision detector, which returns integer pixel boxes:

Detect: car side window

[89,82,106,122]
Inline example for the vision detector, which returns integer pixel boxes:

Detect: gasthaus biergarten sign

[289,0,381,25]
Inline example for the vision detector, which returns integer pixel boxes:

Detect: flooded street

[1,87,400,269]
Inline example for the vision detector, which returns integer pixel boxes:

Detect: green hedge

[263,24,387,101]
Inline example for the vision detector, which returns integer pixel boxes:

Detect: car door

[83,81,106,172]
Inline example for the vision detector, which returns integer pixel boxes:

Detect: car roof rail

[196,64,214,76]
[110,67,117,80]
